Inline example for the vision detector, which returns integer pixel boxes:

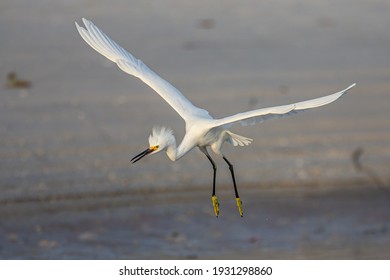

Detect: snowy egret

[76,19,355,217]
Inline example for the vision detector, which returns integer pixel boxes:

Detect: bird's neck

[165,136,191,162]
[166,144,177,162]
[164,134,179,162]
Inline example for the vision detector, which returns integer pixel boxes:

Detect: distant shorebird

[76,18,355,217]
[5,72,32,89]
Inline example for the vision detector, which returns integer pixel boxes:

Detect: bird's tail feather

[226,131,253,146]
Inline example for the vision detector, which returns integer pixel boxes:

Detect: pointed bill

[131,146,159,164]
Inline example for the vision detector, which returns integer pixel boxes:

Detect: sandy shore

[1,0,390,259]
[1,181,390,259]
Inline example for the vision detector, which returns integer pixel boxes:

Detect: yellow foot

[236,197,243,217]
[212,195,219,217]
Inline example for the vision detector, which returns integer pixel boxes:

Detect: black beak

[131,147,154,164]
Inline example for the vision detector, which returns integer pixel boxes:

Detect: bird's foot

[211,195,219,217]
[236,197,243,217]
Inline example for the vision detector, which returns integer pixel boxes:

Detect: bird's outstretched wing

[75,18,210,121]
[212,83,355,128]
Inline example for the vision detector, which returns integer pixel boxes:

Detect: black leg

[204,152,219,217]
[206,154,217,196]
[222,156,238,197]
[223,156,243,217]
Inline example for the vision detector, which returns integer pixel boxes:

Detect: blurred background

[0,0,389,259]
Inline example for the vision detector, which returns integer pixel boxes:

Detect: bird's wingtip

[82,18,93,27]
[75,18,94,31]
[341,83,356,93]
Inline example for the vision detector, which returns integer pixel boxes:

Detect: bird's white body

[76,18,355,217]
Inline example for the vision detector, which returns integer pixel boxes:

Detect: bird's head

[131,126,176,163]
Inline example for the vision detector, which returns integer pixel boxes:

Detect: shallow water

[1,183,389,259]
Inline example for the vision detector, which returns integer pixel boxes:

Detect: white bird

[76,18,355,217]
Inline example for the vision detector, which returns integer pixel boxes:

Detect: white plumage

[76,18,355,217]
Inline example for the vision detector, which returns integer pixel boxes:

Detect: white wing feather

[212,83,356,128]
[75,18,210,121]
[76,19,355,129]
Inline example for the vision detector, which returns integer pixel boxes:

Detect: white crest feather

[148,126,174,147]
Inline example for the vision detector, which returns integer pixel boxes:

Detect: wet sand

[1,0,390,259]
[1,181,390,259]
